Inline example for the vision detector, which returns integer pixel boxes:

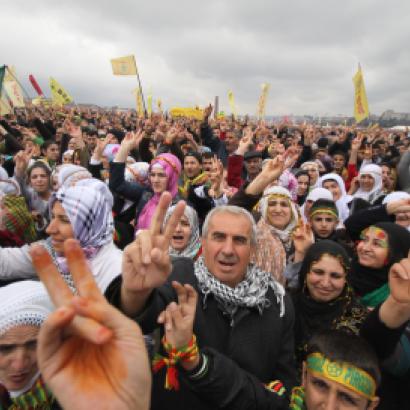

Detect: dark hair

[297,240,350,292]
[306,330,381,386]
[42,140,59,153]
[332,150,347,160]
[295,170,310,181]
[184,151,202,164]
[27,161,51,179]
[201,151,215,160]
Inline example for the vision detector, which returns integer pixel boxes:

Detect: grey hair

[202,205,257,245]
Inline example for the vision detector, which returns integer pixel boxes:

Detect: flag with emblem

[111,55,138,76]
[49,77,73,106]
[352,64,369,123]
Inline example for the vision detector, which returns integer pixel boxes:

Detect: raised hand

[260,155,285,181]
[293,221,314,261]
[208,156,224,198]
[30,239,151,410]
[203,104,213,119]
[157,281,198,350]
[121,192,186,315]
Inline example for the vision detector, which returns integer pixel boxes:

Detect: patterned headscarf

[54,164,92,190]
[1,195,37,243]
[259,186,299,252]
[164,204,200,259]
[50,178,114,249]
[136,153,181,230]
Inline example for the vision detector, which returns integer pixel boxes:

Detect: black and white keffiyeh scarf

[194,256,285,325]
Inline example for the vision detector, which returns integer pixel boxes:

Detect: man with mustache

[115,192,295,410]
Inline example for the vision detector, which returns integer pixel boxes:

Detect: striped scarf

[1,377,55,410]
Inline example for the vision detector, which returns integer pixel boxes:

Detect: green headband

[306,353,377,401]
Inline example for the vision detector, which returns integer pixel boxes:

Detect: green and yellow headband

[309,208,338,220]
[306,353,377,401]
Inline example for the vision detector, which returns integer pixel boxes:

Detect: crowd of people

[0,102,409,409]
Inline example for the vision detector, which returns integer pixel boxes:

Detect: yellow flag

[0,66,12,115]
[147,89,152,117]
[132,88,144,118]
[169,107,204,120]
[49,77,73,106]
[111,55,138,76]
[0,94,11,115]
[3,81,25,107]
[157,99,163,113]
[352,65,369,123]
[227,90,237,117]
[257,83,270,119]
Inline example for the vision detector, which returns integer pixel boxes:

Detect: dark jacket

[111,258,296,410]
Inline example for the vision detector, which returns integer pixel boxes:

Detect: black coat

[128,258,296,410]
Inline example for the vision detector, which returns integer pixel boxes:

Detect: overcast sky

[2,0,410,116]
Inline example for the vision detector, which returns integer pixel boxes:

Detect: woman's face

[0,325,39,391]
[170,215,192,251]
[149,166,168,194]
[359,174,374,192]
[322,180,342,201]
[45,201,75,254]
[306,254,346,302]
[267,196,292,230]
[297,175,310,196]
[29,167,50,194]
[305,167,319,185]
[357,226,389,269]
[62,154,73,164]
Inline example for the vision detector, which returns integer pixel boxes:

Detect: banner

[352,65,369,123]
[49,77,73,106]
[227,90,237,117]
[0,66,12,115]
[111,55,138,76]
[169,107,204,120]
[257,83,270,119]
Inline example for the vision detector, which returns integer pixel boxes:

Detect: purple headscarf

[136,153,181,230]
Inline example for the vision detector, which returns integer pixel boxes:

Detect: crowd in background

[0,103,409,409]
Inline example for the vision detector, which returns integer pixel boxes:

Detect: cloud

[2,0,410,115]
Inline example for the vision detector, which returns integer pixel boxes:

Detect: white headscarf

[320,173,352,222]
[354,164,383,203]
[0,280,54,337]
[54,164,92,190]
[300,187,333,221]
[164,204,201,259]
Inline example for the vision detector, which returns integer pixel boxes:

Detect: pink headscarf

[136,153,181,230]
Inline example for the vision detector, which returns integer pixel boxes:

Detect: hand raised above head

[30,239,151,410]
[122,192,186,295]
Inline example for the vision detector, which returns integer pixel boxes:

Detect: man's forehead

[208,212,252,233]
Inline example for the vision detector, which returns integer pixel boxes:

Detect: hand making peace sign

[30,239,151,410]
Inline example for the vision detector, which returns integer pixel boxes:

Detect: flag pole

[134,57,147,118]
